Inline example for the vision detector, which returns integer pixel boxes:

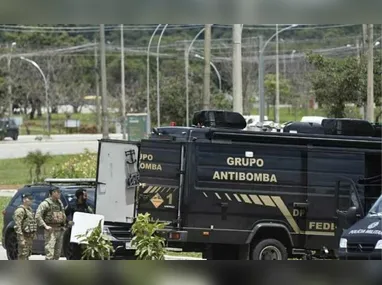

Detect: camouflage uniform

[13,204,37,260]
[36,197,67,260]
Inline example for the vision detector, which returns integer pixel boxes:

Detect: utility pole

[100,24,109,139]
[362,24,368,119]
[362,24,367,52]
[356,37,364,118]
[7,42,15,119]
[258,35,265,122]
[282,41,286,75]
[275,24,280,124]
[366,24,374,122]
[232,24,243,114]
[184,42,190,126]
[120,24,127,140]
[203,24,212,110]
[94,37,101,133]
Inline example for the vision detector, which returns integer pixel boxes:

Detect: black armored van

[95,110,382,260]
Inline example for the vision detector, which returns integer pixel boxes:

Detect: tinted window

[11,191,47,210]
[10,195,22,207]
[30,191,48,210]
[9,120,17,127]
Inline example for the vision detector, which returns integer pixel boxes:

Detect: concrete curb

[0,245,203,260]
[164,255,204,260]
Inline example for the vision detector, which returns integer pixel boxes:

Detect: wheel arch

[246,223,294,252]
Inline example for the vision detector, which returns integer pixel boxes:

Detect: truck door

[334,179,364,238]
[304,146,365,252]
[95,139,140,223]
[137,140,184,226]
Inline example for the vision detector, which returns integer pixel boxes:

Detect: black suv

[1,183,95,260]
[1,181,137,260]
[0,118,19,141]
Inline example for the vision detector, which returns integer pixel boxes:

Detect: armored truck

[94,110,382,260]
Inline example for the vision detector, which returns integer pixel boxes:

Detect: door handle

[219,202,228,208]
[293,202,309,209]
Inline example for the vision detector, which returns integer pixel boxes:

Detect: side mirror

[345,206,358,225]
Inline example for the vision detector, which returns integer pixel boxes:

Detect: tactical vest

[43,198,66,225]
[16,206,38,234]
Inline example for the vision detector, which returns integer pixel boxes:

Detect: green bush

[76,220,115,260]
[131,213,168,260]
[24,150,52,182]
[49,149,97,178]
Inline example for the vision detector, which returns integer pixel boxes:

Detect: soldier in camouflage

[36,187,68,260]
[13,192,38,260]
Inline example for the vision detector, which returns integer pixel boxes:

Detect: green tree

[264,73,294,120]
[24,150,52,182]
[306,52,382,118]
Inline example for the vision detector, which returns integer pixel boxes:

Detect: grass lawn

[0,197,11,232]
[0,154,78,186]
[17,112,120,135]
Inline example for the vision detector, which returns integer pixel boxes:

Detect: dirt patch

[0,184,22,190]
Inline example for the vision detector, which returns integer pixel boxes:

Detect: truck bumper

[157,229,189,242]
[338,248,382,260]
[110,239,137,259]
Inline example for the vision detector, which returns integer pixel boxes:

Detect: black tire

[251,239,288,260]
[12,134,18,141]
[5,231,18,260]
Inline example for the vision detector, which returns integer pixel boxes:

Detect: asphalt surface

[0,134,124,159]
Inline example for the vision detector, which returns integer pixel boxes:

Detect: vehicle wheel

[12,134,18,141]
[251,239,288,260]
[5,231,18,260]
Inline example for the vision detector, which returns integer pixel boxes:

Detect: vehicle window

[63,193,76,205]
[368,196,382,215]
[31,191,48,210]
[10,195,22,207]
[9,120,17,127]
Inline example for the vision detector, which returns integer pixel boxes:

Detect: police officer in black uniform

[67,188,93,217]
[66,188,94,259]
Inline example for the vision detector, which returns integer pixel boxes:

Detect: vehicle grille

[347,242,375,253]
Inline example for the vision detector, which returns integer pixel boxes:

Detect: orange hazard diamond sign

[150,193,164,208]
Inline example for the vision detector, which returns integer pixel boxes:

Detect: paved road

[0,134,124,159]
[5,134,124,143]
[0,190,17,197]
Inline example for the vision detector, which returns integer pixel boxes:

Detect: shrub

[79,124,97,134]
[76,220,115,260]
[131,213,168,260]
[24,150,52,182]
[49,149,97,178]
